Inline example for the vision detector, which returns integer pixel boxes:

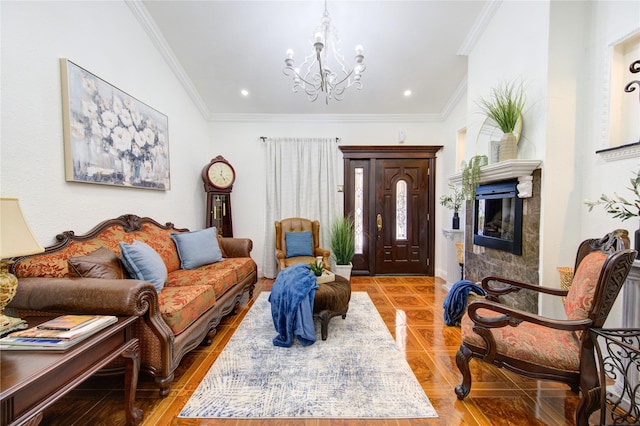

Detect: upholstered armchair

[454,230,636,426]
[275,218,330,272]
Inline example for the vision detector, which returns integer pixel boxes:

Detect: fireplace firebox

[473,180,523,255]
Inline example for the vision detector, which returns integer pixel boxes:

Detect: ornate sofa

[8,214,257,396]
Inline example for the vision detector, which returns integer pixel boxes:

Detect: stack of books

[0,314,117,350]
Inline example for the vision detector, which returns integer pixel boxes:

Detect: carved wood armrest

[481,275,568,299]
[467,299,592,332]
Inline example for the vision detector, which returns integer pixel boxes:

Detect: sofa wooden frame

[9,214,257,396]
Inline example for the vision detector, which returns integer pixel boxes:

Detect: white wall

[466,0,640,324]
[539,1,591,318]
[209,119,447,277]
[577,1,640,327]
[1,1,212,246]
[436,91,469,281]
[580,0,640,240]
[467,2,550,163]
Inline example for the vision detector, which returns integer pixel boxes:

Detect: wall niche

[607,31,640,150]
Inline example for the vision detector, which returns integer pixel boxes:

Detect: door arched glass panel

[396,179,407,240]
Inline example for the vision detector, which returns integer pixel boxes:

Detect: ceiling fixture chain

[283,0,365,104]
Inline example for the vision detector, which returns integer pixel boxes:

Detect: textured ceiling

[139,0,491,118]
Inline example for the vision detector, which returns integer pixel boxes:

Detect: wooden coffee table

[0,315,142,426]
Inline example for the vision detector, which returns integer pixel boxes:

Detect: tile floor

[40,276,588,425]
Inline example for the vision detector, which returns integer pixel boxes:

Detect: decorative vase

[334,263,353,281]
[452,212,460,230]
[635,221,640,259]
[498,132,517,162]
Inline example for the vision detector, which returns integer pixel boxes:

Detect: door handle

[377,213,382,231]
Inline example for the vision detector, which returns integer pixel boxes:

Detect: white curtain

[263,137,339,278]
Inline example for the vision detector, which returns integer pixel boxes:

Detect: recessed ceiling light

[240,89,249,97]
[404,90,412,97]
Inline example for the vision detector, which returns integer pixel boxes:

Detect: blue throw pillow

[119,240,167,292]
[171,227,223,270]
[285,231,313,258]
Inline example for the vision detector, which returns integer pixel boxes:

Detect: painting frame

[60,58,170,190]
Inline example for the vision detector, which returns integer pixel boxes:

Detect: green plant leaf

[461,155,488,200]
[584,168,640,221]
[330,214,355,265]
[476,80,526,134]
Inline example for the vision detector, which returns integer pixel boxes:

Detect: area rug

[178,291,438,419]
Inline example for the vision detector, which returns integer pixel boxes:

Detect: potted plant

[477,80,525,162]
[440,183,466,229]
[461,155,488,200]
[309,259,325,277]
[330,214,355,280]
[585,167,640,258]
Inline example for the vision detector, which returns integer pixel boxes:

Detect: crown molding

[457,0,502,56]
[208,113,443,124]
[440,77,467,119]
[125,0,210,120]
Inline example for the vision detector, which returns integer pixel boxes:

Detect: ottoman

[313,275,352,340]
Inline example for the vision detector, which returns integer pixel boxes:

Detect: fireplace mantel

[448,159,542,198]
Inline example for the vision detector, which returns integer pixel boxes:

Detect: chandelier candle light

[283,1,365,104]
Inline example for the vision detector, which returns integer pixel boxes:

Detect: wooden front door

[340,146,441,276]
[374,159,428,274]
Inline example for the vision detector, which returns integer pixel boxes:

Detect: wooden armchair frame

[454,230,636,426]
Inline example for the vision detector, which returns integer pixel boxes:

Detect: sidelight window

[354,167,364,254]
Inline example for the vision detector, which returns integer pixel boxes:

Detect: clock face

[207,161,235,189]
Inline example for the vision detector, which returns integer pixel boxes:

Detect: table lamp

[0,197,44,334]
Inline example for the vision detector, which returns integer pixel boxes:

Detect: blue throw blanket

[443,280,487,326]
[269,263,319,347]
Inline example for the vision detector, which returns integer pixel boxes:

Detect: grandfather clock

[201,156,236,237]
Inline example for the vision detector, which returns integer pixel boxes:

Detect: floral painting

[61,59,170,190]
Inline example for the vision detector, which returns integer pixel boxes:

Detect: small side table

[442,228,464,291]
[0,315,143,426]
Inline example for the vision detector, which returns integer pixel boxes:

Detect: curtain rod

[260,136,341,143]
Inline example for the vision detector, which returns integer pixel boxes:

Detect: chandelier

[283,1,366,104]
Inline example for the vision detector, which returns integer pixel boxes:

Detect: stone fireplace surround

[448,160,542,313]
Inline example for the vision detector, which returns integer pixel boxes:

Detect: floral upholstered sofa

[8,214,257,396]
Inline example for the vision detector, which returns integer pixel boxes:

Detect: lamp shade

[0,198,44,258]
